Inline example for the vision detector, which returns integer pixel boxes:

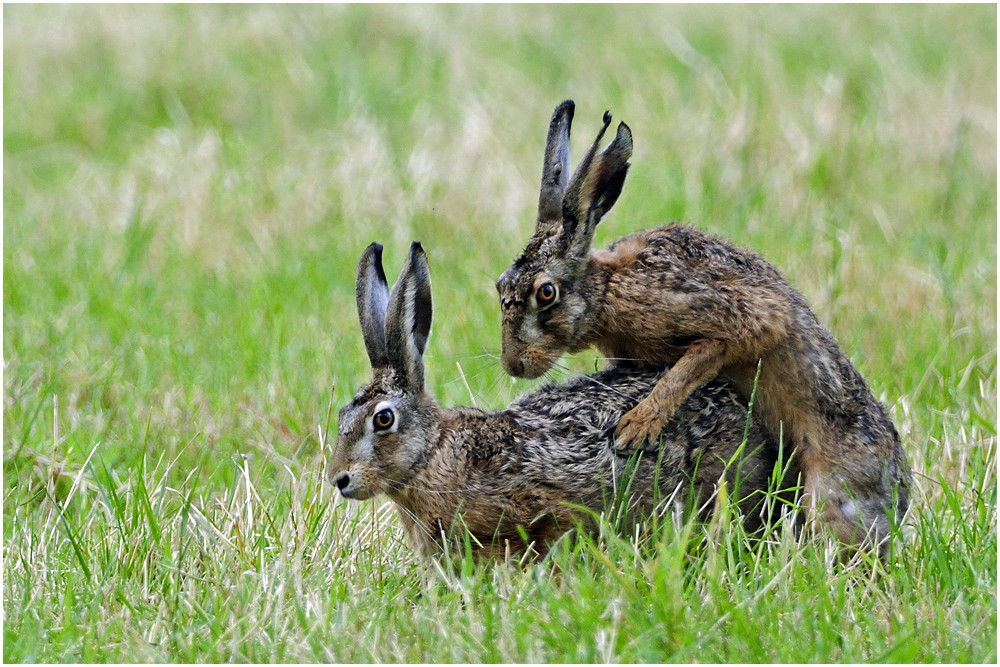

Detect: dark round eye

[372,409,395,431]
[536,282,557,305]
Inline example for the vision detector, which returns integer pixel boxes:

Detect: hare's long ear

[537,100,575,234]
[356,242,390,368]
[385,242,433,393]
[560,112,633,259]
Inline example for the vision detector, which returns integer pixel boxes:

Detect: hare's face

[497,103,632,380]
[496,240,590,379]
[328,371,431,500]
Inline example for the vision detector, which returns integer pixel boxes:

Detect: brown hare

[495,100,910,555]
[328,241,788,562]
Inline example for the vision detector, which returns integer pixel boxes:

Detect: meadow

[3,4,996,662]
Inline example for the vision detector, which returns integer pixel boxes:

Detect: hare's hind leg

[615,339,727,451]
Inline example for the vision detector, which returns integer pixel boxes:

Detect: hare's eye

[536,282,558,306]
[372,409,395,431]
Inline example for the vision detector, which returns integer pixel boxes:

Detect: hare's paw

[614,399,671,453]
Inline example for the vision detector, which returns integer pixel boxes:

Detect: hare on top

[495,100,911,555]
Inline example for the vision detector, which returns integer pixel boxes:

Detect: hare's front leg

[615,339,727,452]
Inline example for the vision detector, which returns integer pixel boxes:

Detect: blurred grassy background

[3,4,996,662]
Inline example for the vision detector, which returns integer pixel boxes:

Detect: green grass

[4,4,996,662]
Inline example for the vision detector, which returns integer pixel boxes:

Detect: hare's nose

[501,354,524,377]
[333,472,351,493]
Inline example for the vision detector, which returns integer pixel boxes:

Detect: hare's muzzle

[328,468,374,500]
[500,352,526,377]
[332,471,351,494]
[501,344,552,379]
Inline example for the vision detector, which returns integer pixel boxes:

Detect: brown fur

[496,101,911,555]
[331,242,792,562]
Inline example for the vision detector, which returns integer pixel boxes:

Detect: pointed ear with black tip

[356,242,391,368]
[537,100,575,233]
[560,113,633,259]
[385,242,433,393]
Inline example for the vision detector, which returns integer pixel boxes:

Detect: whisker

[430,349,503,362]
[548,359,644,406]
[385,477,491,497]
[455,361,477,407]
[387,501,436,541]
[589,355,651,364]
[433,348,538,406]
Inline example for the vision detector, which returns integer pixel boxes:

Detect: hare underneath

[495,100,910,556]
[328,242,788,562]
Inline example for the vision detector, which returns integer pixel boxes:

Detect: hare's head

[496,100,633,378]
[329,242,438,500]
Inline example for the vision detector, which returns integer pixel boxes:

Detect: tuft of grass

[4,4,996,662]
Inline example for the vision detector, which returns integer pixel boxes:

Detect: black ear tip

[553,99,575,123]
[602,110,612,125]
[361,242,385,270]
[616,122,633,147]
[409,242,429,267]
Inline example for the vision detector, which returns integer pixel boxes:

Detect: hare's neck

[571,255,615,350]
[392,407,493,512]
[390,408,513,556]
[584,249,687,364]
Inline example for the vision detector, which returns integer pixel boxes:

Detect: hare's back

[508,368,780,504]
[618,224,787,288]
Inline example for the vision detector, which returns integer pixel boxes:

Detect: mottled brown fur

[496,101,911,555]
[330,242,792,562]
